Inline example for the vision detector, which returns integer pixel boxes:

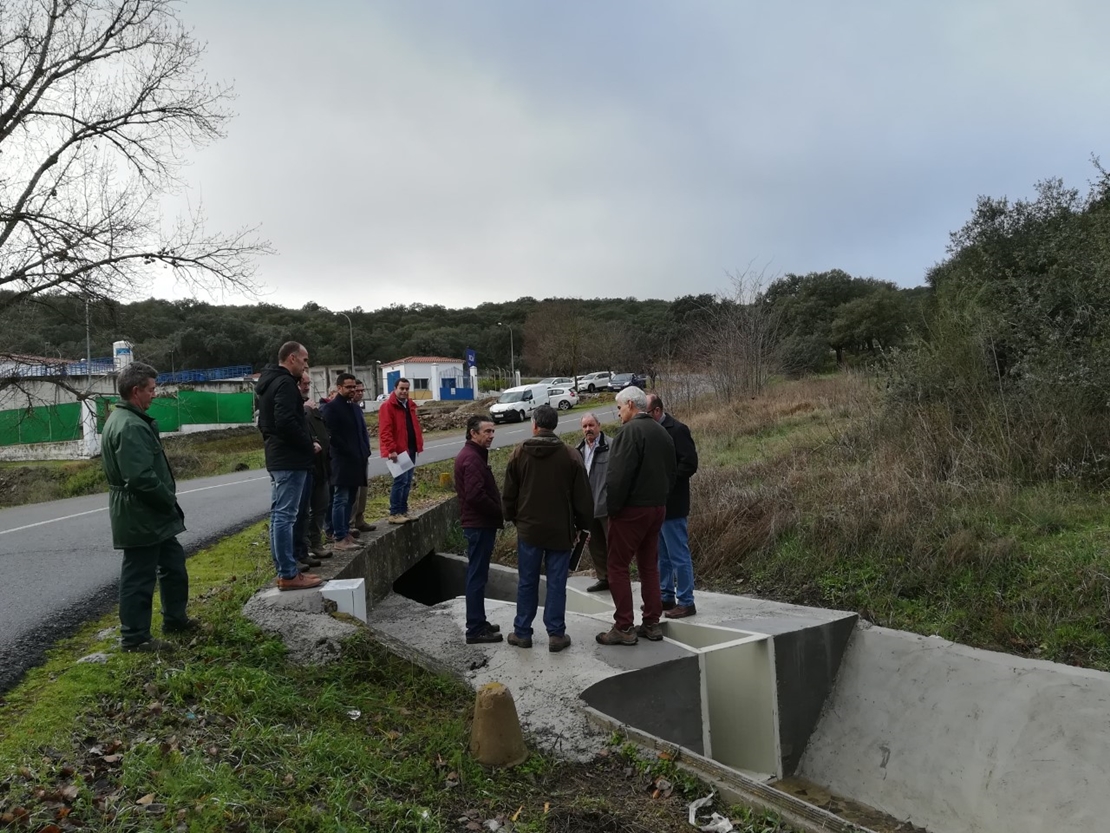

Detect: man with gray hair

[575,412,611,592]
[596,386,676,646]
[101,362,196,652]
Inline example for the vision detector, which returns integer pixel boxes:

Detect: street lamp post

[498,322,514,384]
[337,312,356,374]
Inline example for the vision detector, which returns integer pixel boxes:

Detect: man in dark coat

[454,415,504,645]
[298,371,332,561]
[502,405,594,653]
[575,412,610,592]
[323,372,370,551]
[256,341,323,590]
[596,386,675,647]
[648,393,700,618]
[101,361,196,651]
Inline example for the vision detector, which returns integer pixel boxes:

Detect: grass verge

[0,523,792,833]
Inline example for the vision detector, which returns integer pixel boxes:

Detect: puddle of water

[774,778,929,833]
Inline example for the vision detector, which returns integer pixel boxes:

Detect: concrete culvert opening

[391,551,466,606]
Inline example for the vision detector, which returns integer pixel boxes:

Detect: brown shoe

[122,637,175,653]
[595,626,638,646]
[664,604,697,619]
[507,633,533,649]
[636,622,663,642]
[278,573,324,591]
[332,538,359,551]
[355,522,377,532]
[548,634,572,653]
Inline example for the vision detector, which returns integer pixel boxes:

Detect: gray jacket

[576,432,609,518]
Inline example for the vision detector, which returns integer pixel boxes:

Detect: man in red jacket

[378,377,425,523]
[454,415,504,645]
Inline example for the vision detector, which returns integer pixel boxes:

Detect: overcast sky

[156,0,1110,310]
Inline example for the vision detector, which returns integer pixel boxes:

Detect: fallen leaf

[60,784,80,801]
[596,748,610,758]
[102,754,122,764]
[283,773,295,787]
[384,729,402,741]
[658,751,672,761]
[54,807,72,821]
[17,766,33,779]
[543,802,550,814]
[207,746,219,756]
[137,793,155,805]
[511,805,523,822]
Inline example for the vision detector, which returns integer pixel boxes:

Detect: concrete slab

[799,624,1110,833]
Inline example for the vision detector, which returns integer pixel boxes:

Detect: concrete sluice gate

[377,550,1108,833]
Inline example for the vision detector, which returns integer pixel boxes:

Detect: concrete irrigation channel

[244,497,1105,833]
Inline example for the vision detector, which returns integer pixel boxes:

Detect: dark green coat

[101,402,186,549]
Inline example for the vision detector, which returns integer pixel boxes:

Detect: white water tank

[113,340,133,371]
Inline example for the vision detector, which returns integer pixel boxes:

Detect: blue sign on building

[465,348,476,368]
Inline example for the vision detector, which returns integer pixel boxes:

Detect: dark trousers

[352,485,368,528]
[293,471,314,561]
[588,516,609,580]
[463,527,497,638]
[119,536,189,646]
[607,506,665,630]
[305,471,329,551]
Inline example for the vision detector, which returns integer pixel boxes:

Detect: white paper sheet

[385,450,414,478]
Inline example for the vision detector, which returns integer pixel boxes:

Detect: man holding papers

[379,377,424,524]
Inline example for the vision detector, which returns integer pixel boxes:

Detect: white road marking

[0,475,270,536]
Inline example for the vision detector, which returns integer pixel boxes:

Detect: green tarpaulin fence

[0,402,83,446]
[2,391,256,447]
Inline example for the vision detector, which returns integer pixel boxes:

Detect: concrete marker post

[470,682,529,767]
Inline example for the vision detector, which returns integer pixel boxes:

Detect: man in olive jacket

[101,362,194,652]
[502,405,593,652]
[596,386,675,647]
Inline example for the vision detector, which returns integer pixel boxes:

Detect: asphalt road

[0,405,617,694]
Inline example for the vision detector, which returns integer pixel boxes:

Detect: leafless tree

[0,0,269,316]
[697,268,781,402]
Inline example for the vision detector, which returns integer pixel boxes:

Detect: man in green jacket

[101,362,195,652]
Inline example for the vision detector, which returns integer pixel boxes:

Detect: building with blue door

[378,356,474,402]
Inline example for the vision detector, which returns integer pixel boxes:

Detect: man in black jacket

[255,342,323,590]
[323,372,371,552]
[648,393,699,618]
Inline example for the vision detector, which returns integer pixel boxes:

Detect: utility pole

[498,322,514,384]
[337,311,356,374]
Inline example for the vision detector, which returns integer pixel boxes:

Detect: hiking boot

[507,633,533,649]
[586,579,610,592]
[548,634,572,653]
[387,514,409,524]
[355,522,377,532]
[466,627,504,645]
[595,626,638,646]
[122,638,175,653]
[664,604,697,619]
[278,573,324,591]
[483,623,501,634]
[348,528,361,538]
[332,538,359,551]
[298,555,322,568]
[661,599,676,611]
[636,622,663,642]
[163,617,202,635]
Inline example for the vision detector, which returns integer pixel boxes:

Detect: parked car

[547,386,578,411]
[574,371,610,392]
[489,383,549,423]
[607,372,646,391]
[537,376,575,389]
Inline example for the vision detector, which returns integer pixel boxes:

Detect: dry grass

[678,373,1110,670]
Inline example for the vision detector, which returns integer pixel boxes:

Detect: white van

[489,384,550,424]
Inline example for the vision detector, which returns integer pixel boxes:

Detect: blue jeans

[658,516,695,607]
[331,485,357,540]
[463,527,497,638]
[389,457,416,516]
[270,470,308,580]
[513,539,571,638]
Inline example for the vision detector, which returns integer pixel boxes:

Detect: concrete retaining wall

[799,624,1109,833]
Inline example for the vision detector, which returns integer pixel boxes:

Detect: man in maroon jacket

[454,415,504,644]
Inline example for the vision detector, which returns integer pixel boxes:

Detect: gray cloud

[153,0,1110,308]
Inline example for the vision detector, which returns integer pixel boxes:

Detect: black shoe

[483,622,501,634]
[355,522,377,532]
[586,580,610,592]
[466,627,504,645]
[163,617,201,635]
[122,638,175,653]
[661,599,676,611]
[348,528,361,538]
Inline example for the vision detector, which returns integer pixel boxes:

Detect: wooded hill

[0,277,925,379]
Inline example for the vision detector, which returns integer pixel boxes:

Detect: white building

[378,356,474,402]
